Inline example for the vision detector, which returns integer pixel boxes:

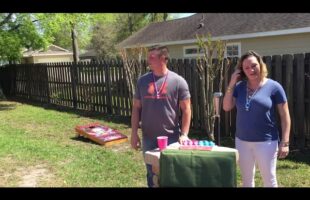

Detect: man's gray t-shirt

[134,70,190,145]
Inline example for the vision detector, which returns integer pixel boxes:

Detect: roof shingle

[118,13,310,48]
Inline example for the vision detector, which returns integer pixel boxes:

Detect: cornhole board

[75,122,128,147]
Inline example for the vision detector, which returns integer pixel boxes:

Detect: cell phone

[240,69,245,79]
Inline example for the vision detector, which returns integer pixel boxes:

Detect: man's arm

[179,98,191,142]
[131,99,142,150]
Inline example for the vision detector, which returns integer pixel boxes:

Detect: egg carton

[179,139,215,151]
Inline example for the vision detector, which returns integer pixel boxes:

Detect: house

[21,44,73,64]
[79,49,99,61]
[118,13,310,58]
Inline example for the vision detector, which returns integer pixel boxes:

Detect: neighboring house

[79,49,99,61]
[118,13,310,58]
[22,44,73,64]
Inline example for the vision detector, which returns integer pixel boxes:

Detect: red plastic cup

[157,136,168,151]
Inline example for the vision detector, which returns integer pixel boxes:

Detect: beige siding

[21,57,35,64]
[33,55,74,63]
[168,43,221,59]
[165,32,310,59]
[234,32,310,56]
[166,44,186,59]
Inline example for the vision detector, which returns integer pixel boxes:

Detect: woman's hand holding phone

[230,69,242,85]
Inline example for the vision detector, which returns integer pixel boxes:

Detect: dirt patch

[0,159,62,187]
[110,142,131,153]
[0,156,22,186]
[17,164,54,187]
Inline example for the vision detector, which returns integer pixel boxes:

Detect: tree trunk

[71,26,79,63]
[123,60,134,100]
[208,80,215,141]
[128,13,133,35]
[200,75,207,135]
[163,13,168,21]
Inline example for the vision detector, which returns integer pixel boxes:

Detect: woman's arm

[223,85,236,111]
[223,69,241,111]
[277,102,291,158]
[277,102,291,143]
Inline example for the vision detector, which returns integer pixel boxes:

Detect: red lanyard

[152,71,168,98]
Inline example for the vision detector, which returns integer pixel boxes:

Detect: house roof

[118,13,310,48]
[23,44,73,57]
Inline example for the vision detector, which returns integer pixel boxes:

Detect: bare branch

[0,13,13,27]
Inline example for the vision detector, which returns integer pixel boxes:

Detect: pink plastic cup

[157,136,168,151]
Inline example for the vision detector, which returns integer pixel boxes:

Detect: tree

[0,13,47,63]
[147,13,170,22]
[89,22,117,59]
[88,13,171,59]
[114,13,148,44]
[196,33,230,142]
[87,14,119,59]
[115,13,173,110]
[114,13,171,44]
[35,13,94,63]
[120,46,147,105]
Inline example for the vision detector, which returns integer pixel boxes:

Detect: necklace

[152,71,168,99]
[245,81,262,111]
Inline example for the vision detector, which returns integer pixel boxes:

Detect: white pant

[235,138,278,187]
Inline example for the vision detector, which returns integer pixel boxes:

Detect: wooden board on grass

[75,122,128,147]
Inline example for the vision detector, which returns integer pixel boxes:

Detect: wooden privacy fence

[0,53,309,149]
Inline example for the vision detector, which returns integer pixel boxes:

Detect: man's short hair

[148,45,169,60]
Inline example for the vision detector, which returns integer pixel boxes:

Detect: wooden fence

[0,53,309,149]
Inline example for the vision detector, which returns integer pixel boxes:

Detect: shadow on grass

[282,149,310,166]
[8,97,131,127]
[0,100,17,111]
[71,135,102,146]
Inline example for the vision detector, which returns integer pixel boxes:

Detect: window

[183,46,205,58]
[225,43,241,58]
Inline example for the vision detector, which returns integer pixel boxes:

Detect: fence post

[305,53,310,149]
[282,54,295,146]
[9,65,16,97]
[294,54,305,149]
[71,62,78,109]
[45,64,51,104]
[26,64,32,100]
[105,62,112,114]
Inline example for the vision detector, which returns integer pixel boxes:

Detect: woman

[223,50,291,187]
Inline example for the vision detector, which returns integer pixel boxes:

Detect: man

[131,45,191,187]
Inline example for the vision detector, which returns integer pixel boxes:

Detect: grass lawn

[0,100,309,187]
[0,100,145,187]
